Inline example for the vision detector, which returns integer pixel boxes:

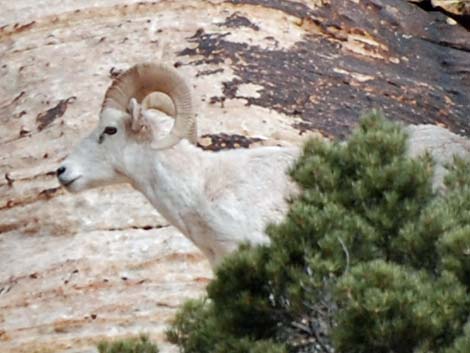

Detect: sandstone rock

[1,1,470,353]
[408,125,470,190]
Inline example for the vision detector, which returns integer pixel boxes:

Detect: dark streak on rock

[36,97,76,131]
[5,173,14,186]
[209,96,226,108]
[13,21,36,34]
[0,223,18,234]
[178,0,470,138]
[12,91,25,104]
[38,187,62,200]
[106,224,167,232]
[196,68,224,77]
[19,127,31,137]
[0,170,58,188]
[220,12,260,31]
[0,188,62,220]
[198,133,262,151]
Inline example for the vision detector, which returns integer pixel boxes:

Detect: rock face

[1,1,470,353]
[410,0,470,16]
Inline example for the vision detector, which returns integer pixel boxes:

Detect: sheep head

[57,63,197,192]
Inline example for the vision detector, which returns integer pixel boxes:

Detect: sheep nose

[56,166,66,176]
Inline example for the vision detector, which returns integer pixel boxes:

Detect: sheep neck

[120,140,207,236]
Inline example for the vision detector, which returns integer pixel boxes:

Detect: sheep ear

[128,98,143,132]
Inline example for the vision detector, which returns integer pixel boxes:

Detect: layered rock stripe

[1,1,470,353]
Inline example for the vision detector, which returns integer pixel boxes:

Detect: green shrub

[166,297,287,353]
[334,261,467,353]
[97,334,158,353]
[168,112,470,353]
[167,299,220,353]
[443,323,470,353]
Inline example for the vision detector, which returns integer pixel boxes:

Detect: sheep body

[121,129,299,266]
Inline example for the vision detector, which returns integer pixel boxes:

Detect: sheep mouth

[61,176,81,187]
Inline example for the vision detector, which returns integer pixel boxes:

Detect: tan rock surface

[0,1,315,353]
[2,1,470,353]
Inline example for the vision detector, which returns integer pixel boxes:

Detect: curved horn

[102,63,196,149]
[141,92,197,144]
[142,92,176,117]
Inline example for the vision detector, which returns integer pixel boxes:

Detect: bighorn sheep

[57,63,469,267]
[57,63,300,267]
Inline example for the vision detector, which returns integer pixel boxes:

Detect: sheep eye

[104,126,117,135]
[98,126,117,144]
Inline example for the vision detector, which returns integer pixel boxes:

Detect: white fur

[59,100,466,268]
[59,108,300,267]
